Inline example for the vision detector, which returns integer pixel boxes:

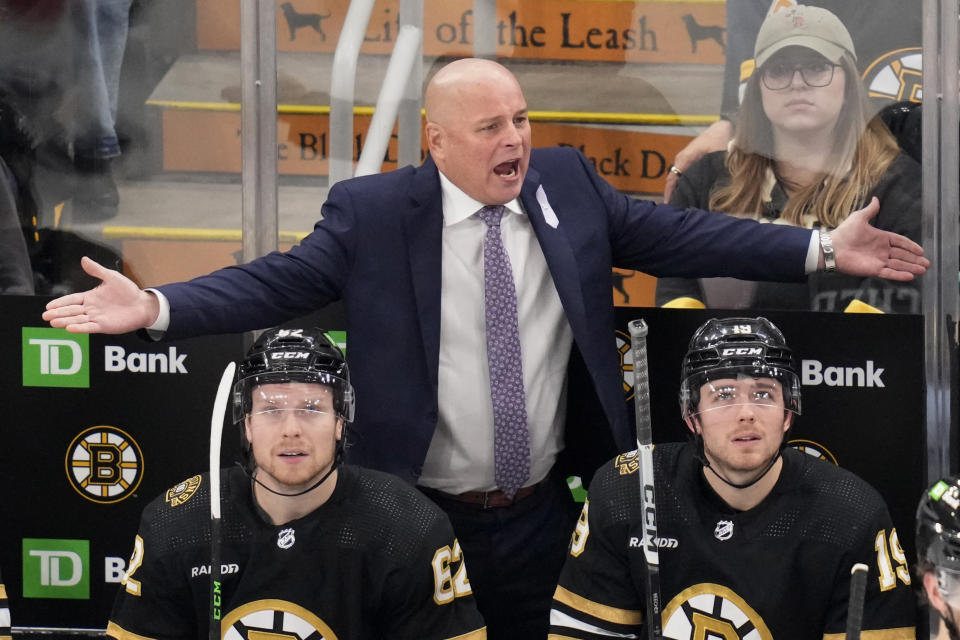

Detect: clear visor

[937,567,960,608]
[233,370,355,424]
[249,385,336,426]
[681,367,800,420]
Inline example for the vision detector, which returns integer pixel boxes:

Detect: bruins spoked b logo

[862,47,923,105]
[222,601,338,640]
[662,584,773,640]
[66,426,144,504]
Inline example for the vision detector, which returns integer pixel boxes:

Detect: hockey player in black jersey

[107,327,486,640]
[917,475,960,640]
[550,316,915,639]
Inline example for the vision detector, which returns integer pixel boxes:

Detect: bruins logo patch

[787,439,838,466]
[166,475,202,507]
[614,450,639,476]
[222,600,339,640]
[662,583,773,640]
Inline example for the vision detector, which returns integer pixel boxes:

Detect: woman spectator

[656,5,921,314]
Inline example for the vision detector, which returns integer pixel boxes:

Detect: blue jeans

[69,0,134,160]
[0,0,133,160]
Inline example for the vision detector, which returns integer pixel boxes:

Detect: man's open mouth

[493,160,519,178]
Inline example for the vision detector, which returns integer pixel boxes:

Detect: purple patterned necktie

[478,205,530,498]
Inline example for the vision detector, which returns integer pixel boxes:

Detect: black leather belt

[422,479,546,509]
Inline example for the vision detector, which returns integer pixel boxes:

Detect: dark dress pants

[420,471,580,640]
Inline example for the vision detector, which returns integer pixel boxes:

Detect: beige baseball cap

[754,5,856,68]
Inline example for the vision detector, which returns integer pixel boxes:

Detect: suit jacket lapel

[403,157,444,390]
[520,167,588,339]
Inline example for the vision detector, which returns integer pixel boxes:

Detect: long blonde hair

[709,53,900,227]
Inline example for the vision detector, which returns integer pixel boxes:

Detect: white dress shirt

[416,172,573,493]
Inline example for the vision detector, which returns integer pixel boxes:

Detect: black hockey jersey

[550,443,915,639]
[107,465,486,640]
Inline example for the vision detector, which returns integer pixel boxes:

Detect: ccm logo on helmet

[270,352,310,360]
[721,347,763,356]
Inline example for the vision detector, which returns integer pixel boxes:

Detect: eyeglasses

[760,60,840,90]
[250,408,334,426]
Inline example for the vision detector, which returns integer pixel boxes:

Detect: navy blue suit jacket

[159,147,810,484]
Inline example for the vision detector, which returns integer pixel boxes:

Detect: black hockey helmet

[233,327,354,425]
[679,316,800,420]
[917,476,960,573]
[233,327,353,491]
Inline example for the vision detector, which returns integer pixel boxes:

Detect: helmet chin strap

[693,433,783,490]
[236,456,341,498]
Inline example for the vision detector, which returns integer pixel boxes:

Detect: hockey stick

[628,319,663,640]
[845,563,869,640]
[209,361,235,640]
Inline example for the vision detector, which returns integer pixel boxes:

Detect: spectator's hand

[42,257,160,334]
[665,119,734,201]
[831,197,929,281]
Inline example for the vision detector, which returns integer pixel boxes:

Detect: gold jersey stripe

[447,628,488,640]
[823,628,916,640]
[106,621,158,640]
[553,585,644,625]
[0,584,6,598]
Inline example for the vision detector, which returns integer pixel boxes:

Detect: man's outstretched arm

[42,256,161,334]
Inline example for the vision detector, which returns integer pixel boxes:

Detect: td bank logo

[22,538,89,599]
[22,328,89,388]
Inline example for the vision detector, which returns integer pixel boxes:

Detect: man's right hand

[664,119,734,201]
[42,256,160,334]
